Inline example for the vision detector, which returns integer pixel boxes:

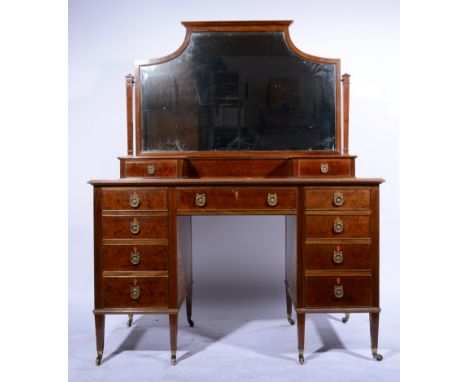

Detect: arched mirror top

[134,21,342,155]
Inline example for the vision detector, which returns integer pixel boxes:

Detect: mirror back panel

[136,21,341,154]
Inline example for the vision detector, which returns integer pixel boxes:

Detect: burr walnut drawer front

[102,277,168,308]
[102,244,168,271]
[298,159,352,177]
[101,188,167,211]
[305,188,371,210]
[102,215,168,239]
[305,214,371,238]
[122,159,178,178]
[305,243,371,270]
[305,275,372,307]
[177,188,297,212]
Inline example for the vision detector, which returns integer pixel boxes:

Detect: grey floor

[69,287,399,382]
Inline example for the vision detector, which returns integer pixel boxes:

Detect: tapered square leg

[186,288,194,327]
[127,313,133,327]
[369,312,383,361]
[285,284,295,325]
[94,314,105,366]
[297,313,305,364]
[169,313,178,365]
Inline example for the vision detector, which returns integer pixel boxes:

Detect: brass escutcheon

[267,193,278,207]
[147,165,155,175]
[320,163,329,174]
[130,218,140,234]
[130,248,140,265]
[333,191,344,207]
[334,285,344,299]
[129,192,140,208]
[195,193,207,207]
[130,286,140,300]
[333,248,344,264]
[333,217,344,233]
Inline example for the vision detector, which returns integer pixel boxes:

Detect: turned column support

[342,73,351,154]
[125,74,135,156]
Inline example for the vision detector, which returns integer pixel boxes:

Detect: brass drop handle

[130,286,140,300]
[267,193,278,207]
[334,285,344,299]
[333,217,344,233]
[333,248,344,264]
[147,165,155,175]
[195,193,207,207]
[130,218,140,234]
[333,191,344,207]
[130,248,140,265]
[129,192,140,208]
[320,163,329,174]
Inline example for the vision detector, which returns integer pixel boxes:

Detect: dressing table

[90,20,384,366]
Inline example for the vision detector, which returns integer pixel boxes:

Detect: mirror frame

[133,20,342,156]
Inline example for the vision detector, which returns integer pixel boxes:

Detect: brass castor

[287,315,295,325]
[342,313,350,323]
[170,354,177,365]
[372,352,383,361]
[188,317,195,327]
[127,314,133,327]
[298,353,304,365]
[95,351,103,366]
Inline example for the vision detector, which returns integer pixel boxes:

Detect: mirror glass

[140,31,336,151]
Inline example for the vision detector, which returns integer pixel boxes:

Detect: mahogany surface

[90,20,384,367]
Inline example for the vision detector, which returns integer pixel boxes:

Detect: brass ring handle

[320,163,329,174]
[129,192,140,208]
[130,286,140,300]
[195,193,207,207]
[334,285,344,299]
[130,248,140,265]
[147,165,155,175]
[333,249,344,264]
[333,191,344,207]
[267,193,278,207]
[333,217,344,233]
[130,218,140,234]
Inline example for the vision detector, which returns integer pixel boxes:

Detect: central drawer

[177,187,297,213]
[102,277,168,308]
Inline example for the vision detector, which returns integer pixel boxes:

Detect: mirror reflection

[140,31,336,151]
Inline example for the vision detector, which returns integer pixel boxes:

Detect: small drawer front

[306,215,371,238]
[102,244,168,271]
[305,244,371,270]
[102,216,167,239]
[305,276,372,307]
[305,188,370,210]
[101,188,167,211]
[102,277,168,308]
[177,188,297,212]
[298,159,351,177]
[123,160,177,178]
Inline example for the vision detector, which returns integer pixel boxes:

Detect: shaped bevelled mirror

[136,21,341,153]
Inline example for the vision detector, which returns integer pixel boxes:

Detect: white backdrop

[69,0,399,360]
